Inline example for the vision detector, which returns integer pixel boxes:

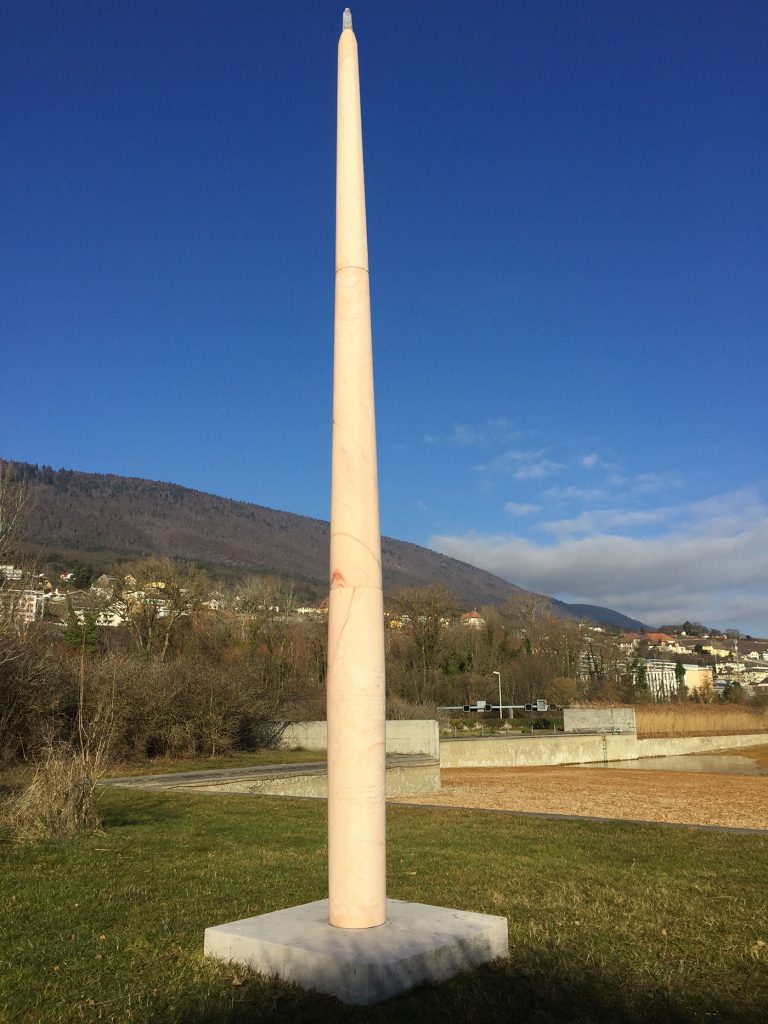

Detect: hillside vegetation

[9,461,646,627]
[15,462,528,609]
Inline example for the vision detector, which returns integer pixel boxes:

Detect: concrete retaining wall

[278,721,328,751]
[564,707,636,733]
[440,731,768,768]
[385,721,440,759]
[441,733,613,768]
[279,720,439,759]
[192,762,440,799]
[634,733,768,757]
[279,720,766,768]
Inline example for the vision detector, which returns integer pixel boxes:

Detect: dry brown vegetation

[3,741,108,840]
[402,765,768,830]
[635,702,768,738]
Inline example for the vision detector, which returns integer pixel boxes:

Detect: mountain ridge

[8,460,647,629]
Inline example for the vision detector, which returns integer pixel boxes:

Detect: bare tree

[500,594,586,701]
[0,461,35,667]
[234,576,295,631]
[115,558,210,661]
[391,584,456,702]
[0,460,29,564]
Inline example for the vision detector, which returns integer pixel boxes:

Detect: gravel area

[397,766,768,830]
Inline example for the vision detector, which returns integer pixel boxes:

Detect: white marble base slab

[204,898,508,1005]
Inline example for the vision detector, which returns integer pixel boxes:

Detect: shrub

[386,695,438,720]
[3,740,108,841]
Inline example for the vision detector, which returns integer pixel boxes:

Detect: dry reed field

[634,703,768,738]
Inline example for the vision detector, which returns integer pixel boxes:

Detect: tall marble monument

[326,4,387,932]
[204,12,508,1004]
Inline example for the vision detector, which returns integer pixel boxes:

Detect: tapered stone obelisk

[204,13,508,1003]
[326,5,386,931]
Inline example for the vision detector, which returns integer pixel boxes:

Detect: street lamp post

[492,670,502,719]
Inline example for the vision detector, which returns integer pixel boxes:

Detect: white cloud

[449,423,485,445]
[544,471,684,507]
[514,460,565,480]
[544,484,612,503]
[486,416,513,435]
[631,472,684,494]
[540,506,674,537]
[505,501,539,516]
[426,417,518,448]
[475,448,545,474]
[430,487,768,632]
[578,452,619,472]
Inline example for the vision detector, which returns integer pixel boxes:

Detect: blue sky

[2,1,766,632]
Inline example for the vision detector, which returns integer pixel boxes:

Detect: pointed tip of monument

[343,8,352,31]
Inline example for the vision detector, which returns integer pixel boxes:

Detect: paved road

[102,754,437,791]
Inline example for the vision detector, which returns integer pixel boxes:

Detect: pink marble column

[326,8,387,930]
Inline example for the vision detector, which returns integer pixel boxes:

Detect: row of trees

[2,567,322,764]
[2,565,639,765]
[387,584,630,708]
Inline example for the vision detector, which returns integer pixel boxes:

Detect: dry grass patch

[2,742,108,841]
[635,703,768,738]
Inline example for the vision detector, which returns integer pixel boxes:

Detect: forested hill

[11,462,647,628]
[14,462,528,607]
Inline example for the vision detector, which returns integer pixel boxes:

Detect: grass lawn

[2,789,767,1024]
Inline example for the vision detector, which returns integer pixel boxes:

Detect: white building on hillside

[637,660,713,700]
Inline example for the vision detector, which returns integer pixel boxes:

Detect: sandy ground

[397,766,768,830]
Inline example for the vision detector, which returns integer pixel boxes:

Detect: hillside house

[637,659,713,700]
[75,607,126,627]
[0,589,45,625]
[91,574,117,593]
[619,633,642,651]
[682,664,714,696]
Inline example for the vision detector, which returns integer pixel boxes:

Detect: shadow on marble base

[204,897,509,1006]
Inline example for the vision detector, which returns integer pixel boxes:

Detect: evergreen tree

[719,681,745,704]
[63,605,99,654]
[674,660,688,700]
[71,562,94,589]
[633,659,652,702]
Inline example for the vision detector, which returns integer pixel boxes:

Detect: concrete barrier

[279,721,766,769]
[279,720,439,759]
[564,707,636,733]
[385,720,440,760]
[194,762,441,799]
[440,731,768,769]
[633,733,768,758]
[278,721,328,751]
[441,733,613,768]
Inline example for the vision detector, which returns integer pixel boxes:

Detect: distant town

[2,560,765,706]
